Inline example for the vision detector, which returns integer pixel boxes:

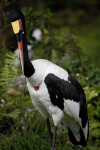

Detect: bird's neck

[20,32,35,77]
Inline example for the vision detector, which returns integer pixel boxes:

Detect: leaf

[90,121,100,129]
[84,86,99,101]
[7,109,20,119]
[0,52,18,92]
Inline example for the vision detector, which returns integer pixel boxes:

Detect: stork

[9,9,89,150]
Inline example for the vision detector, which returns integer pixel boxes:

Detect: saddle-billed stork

[9,9,89,150]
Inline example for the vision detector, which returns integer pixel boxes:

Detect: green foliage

[22,7,53,41]
[0,48,9,69]
[0,7,100,150]
[0,51,18,92]
[84,87,99,101]
[0,0,15,8]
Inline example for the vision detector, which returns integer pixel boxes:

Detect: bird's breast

[34,86,39,91]
[27,81,50,106]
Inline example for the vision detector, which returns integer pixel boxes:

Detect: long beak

[11,20,24,72]
[17,33,24,72]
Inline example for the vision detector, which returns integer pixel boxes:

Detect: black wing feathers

[44,74,64,110]
[68,74,84,95]
[45,73,80,102]
[68,127,87,146]
[68,74,88,127]
[44,73,88,128]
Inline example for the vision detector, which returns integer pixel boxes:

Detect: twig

[0,24,11,33]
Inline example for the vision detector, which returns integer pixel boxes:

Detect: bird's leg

[51,126,57,150]
[46,118,53,146]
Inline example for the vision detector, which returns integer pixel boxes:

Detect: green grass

[0,101,100,150]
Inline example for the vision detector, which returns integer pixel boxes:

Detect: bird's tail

[62,117,89,147]
[68,121,89,147]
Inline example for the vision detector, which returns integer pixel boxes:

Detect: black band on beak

[16,31,22,42]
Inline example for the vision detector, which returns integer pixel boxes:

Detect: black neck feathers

[23,34,35,77]
[21,19,35,77]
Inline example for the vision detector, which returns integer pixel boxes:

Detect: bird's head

[9,9,26,72]
[9,9,25,41]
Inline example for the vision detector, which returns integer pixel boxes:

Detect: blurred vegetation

[0,0,100,150]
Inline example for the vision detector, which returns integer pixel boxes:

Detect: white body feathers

[26,59,88,143]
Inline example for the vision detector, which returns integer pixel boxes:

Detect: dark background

[0,0,100,66]
[0,1,100,150]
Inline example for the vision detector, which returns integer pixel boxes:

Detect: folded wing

[44,73,89,146]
